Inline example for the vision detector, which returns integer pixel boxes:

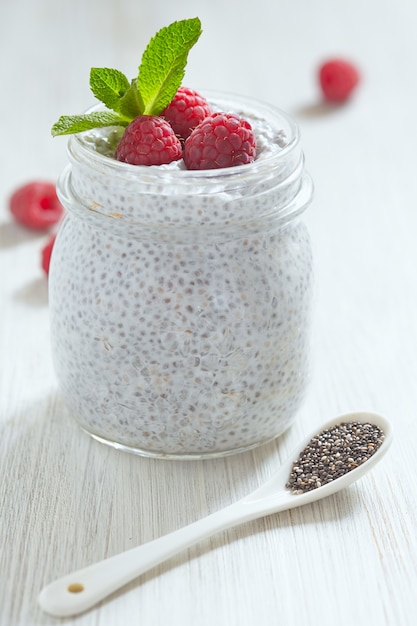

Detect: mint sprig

[51,17,202,137]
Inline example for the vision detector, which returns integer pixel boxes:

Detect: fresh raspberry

[9,181,64,231]
[115,116,183,166]
[162,87,212,141]
[183,112,257,170]
[319,59,360,102]
[41,234,57,276]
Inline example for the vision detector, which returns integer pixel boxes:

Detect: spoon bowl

[38,410,392,617]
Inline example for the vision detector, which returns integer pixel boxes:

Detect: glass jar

[49,92,314,459]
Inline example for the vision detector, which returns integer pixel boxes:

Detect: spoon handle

[38,498,263,617]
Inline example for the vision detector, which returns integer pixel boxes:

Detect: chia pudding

[49,92,314,458]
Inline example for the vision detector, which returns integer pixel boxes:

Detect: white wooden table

[1,1,416,624]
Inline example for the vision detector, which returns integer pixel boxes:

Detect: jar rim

[68,90,301,185]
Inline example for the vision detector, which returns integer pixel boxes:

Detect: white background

[1,1,416,625]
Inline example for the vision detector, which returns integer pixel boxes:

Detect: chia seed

[286,422,385,494]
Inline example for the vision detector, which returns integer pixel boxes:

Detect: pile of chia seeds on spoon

[286,421,385,494]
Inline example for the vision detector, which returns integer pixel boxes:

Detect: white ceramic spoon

[38,411,392,617]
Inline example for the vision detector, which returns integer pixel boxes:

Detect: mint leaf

[51,111,128,136]
[137,17,202,115]
[118,79,145,118]
[89,68,130,112]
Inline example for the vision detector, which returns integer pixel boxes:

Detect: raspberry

[319,59,360,102]
[162,86,212,141]
[9,181,64,230]
[41,234,56,276]
[115,116,182,166]
[183,112,257,170]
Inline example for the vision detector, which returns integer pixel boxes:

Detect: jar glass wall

[49,93,314,459]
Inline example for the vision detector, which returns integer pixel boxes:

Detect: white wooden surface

[1,1,416,625]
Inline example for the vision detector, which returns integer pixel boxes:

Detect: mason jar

[49,92,314,459]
